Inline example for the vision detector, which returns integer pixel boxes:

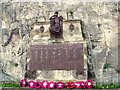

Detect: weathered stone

[102,68,119,85]
[0,2,118,85]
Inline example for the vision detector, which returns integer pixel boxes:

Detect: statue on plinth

[49,11,63,41]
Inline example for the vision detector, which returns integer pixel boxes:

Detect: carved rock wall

[0,1,119,84]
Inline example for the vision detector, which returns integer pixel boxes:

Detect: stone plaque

[29,43,84,75]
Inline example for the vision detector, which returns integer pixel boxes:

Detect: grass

[93,84,120,89]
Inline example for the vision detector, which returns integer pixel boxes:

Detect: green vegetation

[103,62,111,69]
[0,83,20,88]
[93,83,120,89]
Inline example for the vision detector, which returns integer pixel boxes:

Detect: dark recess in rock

[97,23,101,27]
[25,70,36,79]
[2,31,13,47]
[87,63,95,79]
[14,63,18,67]
[80,20,87,39]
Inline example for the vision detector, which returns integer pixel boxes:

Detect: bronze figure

[49,11,63,40]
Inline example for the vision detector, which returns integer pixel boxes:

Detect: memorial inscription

[29,43,84,75]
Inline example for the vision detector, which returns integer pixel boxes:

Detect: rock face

[0,1,119,85]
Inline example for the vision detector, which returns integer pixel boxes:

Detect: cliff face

[0,1,119,85]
